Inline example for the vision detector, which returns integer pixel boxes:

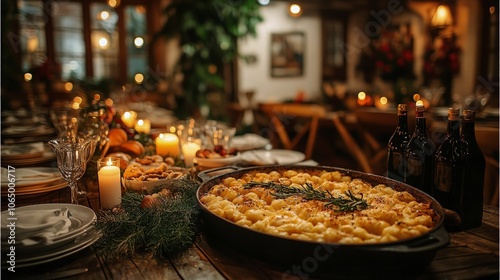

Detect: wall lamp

[431,4,453,30]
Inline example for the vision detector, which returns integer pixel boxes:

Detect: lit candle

[97,157,122,209]
[181,142,201,167]
[121,111,137,128]
[134,119,151,134]
[155,133,180,157]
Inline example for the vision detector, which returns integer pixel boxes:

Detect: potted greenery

[156,0,263,119]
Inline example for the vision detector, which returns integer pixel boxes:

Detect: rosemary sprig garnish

[244,181,368,212]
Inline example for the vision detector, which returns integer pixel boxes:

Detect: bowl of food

[195,145,240,168]
[122,155,187,193]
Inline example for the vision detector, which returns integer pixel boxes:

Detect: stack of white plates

[1,167,67,196]
[1,203,99,268]
[1,142,56,166]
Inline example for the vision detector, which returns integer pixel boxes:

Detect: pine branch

[94,177,201,260]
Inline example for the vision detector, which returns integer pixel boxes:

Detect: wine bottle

[405,104,435,194]
[433,108,464,218]
[460,110,486,230]
[387,104,410,182]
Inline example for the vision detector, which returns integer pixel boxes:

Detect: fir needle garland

[94,177,200,260]
[244,181,369,212]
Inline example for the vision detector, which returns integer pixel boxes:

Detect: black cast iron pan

[197,165,450,278]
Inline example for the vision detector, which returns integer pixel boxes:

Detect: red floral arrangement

[374,24,415,82]
[357,23,416,84]
[422,35,460,84]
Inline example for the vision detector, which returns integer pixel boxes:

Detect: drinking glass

[48,137,93,204]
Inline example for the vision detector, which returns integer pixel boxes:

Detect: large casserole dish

[197,165,450,278]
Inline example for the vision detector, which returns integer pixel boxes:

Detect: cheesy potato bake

[200,169,437,244]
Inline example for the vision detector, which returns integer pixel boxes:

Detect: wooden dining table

[2,173,499,280]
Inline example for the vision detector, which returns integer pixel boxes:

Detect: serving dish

[197,165,450,277]
[195,153,241,168]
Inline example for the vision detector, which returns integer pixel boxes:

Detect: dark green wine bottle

[387,104,410,182]
[405,104,435,194]
[460,110,485,230]
[433,108,463,219]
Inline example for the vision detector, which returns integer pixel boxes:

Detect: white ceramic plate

[1,167,62,188]
[1,204,96,246]
[195,153,241,168]
[231,134,271,151]
[15,230,101,267]
[241,149,305,165]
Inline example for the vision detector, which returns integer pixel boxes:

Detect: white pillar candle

[134,119,151,134]
[181,142,201,167]
[155,133,180,157]
[98,157,122,209]
[121,111,137,128]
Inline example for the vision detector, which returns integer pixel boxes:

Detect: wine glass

[48,137,93,204]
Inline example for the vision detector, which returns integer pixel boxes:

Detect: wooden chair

[353,108,399,175]
[258,103,326,159]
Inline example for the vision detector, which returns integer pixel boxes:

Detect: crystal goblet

[48,137,92,204]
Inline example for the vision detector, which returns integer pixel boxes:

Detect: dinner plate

[0,204,96,242]
[195,153,242,168]
[231,134,271,151]
[15,230,101,267]
[1,167,62,188]
[1,142,44,158]
[241,149,305,165]
[4,180,68,196]
[2,149,56,166]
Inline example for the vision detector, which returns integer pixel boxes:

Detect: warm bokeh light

[73,96,83,104]
[100,11,110,20]
[358,91,367,101]
[107,0,120,8]
[99,37,109,48]
[94,93,101,101]
[134,73,144,84]
[134,37,144,48]
[64,82,73,92]
[413,93,421,101]
[137,119,144,126]
[105,98,113,107]
[289,4,302,16]
[416,100,424,107]
[380,96,388,105]
[24,73,32,81]
[490,6,496,14]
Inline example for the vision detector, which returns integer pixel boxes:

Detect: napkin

[1,208,72,245]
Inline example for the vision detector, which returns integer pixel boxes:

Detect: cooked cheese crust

[200,169,436,244]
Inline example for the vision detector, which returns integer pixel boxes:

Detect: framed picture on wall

[270,32,304,77]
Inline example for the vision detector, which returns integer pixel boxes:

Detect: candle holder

[97,157,122,209]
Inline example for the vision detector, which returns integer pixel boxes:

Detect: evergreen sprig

[244,181,368,212]
[94,177,201,260]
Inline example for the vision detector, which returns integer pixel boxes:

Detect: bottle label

[390,151,405,172]
[435,162,453,192]
[406,156,422,177]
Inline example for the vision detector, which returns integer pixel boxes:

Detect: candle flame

[107,157,113,166]
[137,119,144,126]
